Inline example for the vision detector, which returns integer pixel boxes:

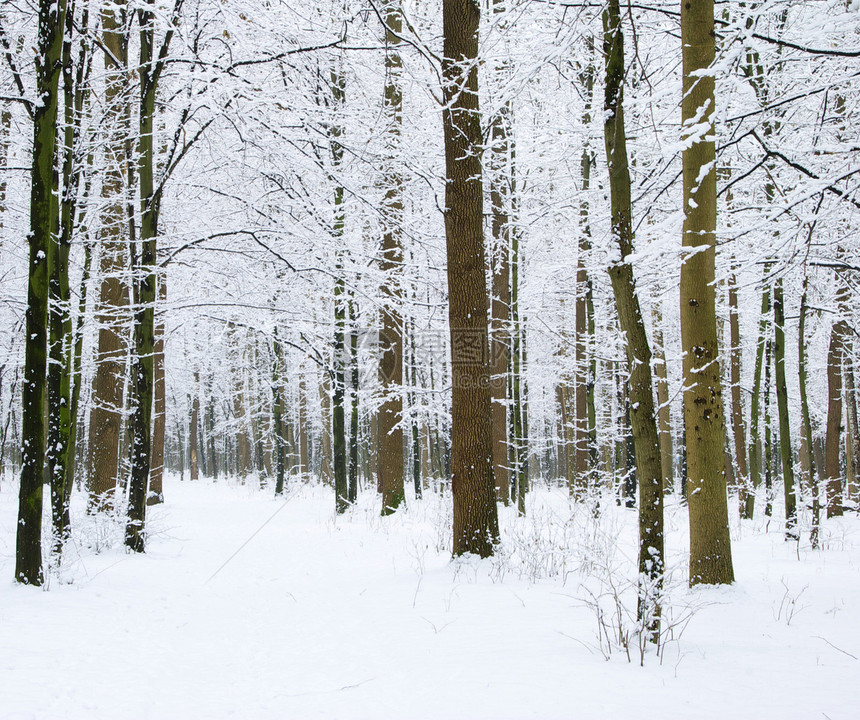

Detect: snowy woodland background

[1,0,859,717]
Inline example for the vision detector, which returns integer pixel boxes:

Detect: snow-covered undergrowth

[1,473,858,719]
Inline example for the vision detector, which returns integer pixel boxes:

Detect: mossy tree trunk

[443,0,499,556]
[680,0,733,585]
[16,0,68,585]
[602,0,664,629]
[772,277,797,539]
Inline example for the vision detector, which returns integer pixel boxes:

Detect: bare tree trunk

[443,0,499,556]
[189,380,199,482]
[87,1,130,511]
[148,273,166,504]
[680,0,733,585]
[652,299,673,493]
[773,277,797,539]
[602,0,664,633]
[825,314,846,518]
[725,269,748,505]
[575,36,596,500]
[378,0,405,515]
[16,0,68,584]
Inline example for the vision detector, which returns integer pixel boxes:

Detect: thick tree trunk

[16,0,68,584]
[680,0,733,585]
[443,0,499,556]
[87,0,129,511]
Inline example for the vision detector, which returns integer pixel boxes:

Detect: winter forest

[1,0,859,717]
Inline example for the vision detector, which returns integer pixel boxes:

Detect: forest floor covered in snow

[1,474,858,719]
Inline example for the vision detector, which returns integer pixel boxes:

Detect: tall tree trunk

[298,376,309,481]
[443,0,499,556]
[680,0,733,585]
[47,0,81,553]
[408,315,421,499]
[602,0,664,631]
[652,299,673,493]
[746,270,771,519]
[509,186,528,514]
[844,355,858,506]
[330,52,348,511]
[575,35,596,500]
[16,0,68,585]
[727,266,749,511]
[148,273,166,504]
[206,377,219,480]
[763,336,774,518]
[487,0,512,504]
[824,310,846,518]
[272,332,286,495]
[87,0,129,511]
[772,277,797,540]
[348,293,360,504]
[798,278,819,546]
[378,0,405,515]
[189,380,200,482]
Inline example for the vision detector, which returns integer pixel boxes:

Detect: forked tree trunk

[443,0,499,556]
[680,0,733,585]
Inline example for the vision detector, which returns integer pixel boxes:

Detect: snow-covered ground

[1,474,858,720]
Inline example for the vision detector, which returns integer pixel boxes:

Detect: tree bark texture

[87,0,129,510]
[680,0,734,585]
[16,0,67,584]
[378,1,405,515]
[603,0,664,627]
[443,0,499,556]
